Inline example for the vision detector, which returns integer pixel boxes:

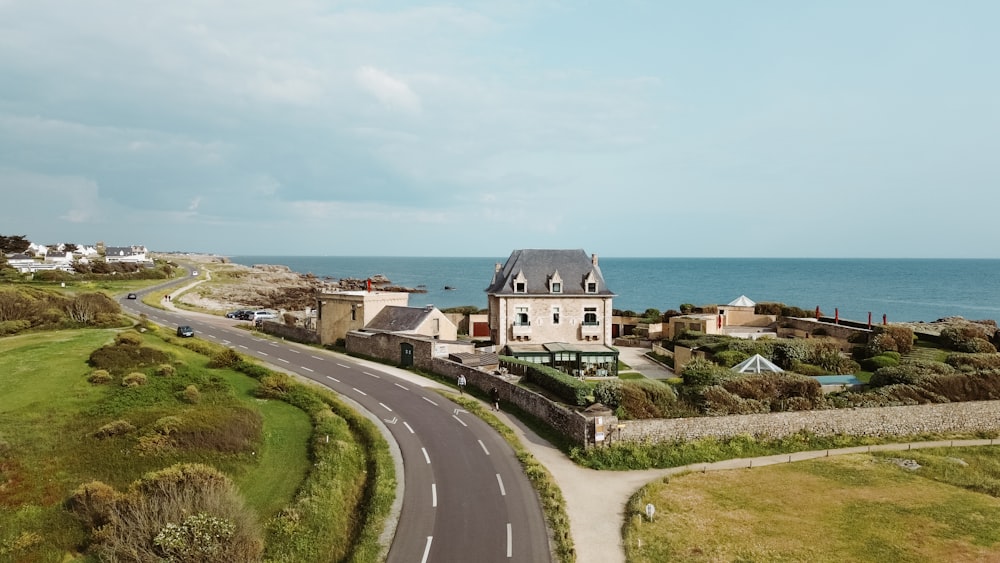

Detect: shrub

[869,360,955,387]
[180,385,201,404]
[156,363,176,377]
[617,380,683,419]
[721,372,824,411]
[256,373,294,399]
[86,463,263,562]
[88,369,113,384]
[94,419,135,439]
[946,353,1000,371]
[122,372,147,387]
[713,349,749,368]
[114,331,143,347]
[509,359,591,406]
[88,343,169,375]
[866,325,915,355]
[208,348,243,369]
[680,358,728,387]
[593,380,622,409]
[66,481,119,530]
[862,353,901,371]
[0,319,31,335]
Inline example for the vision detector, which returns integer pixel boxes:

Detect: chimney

[591,253,598,266]
[495,262,502,273]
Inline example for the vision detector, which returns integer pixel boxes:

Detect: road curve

[121,278,551,563]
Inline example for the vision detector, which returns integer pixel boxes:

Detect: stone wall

[260,321,321,345]
[618,400,1000,443]
[432,358,590,445]
[778,317,869,346]
[346,331,437,370]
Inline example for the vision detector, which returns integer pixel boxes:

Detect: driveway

[616,345,674,380]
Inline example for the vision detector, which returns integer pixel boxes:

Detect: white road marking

[353,387,367,396]
[259,352,268,356]
[301,367,314,372]
[431,483,437,507]
[311,355,323,360]
[238,345,248,350]
[496,473,506,496]
[379,402,392,412]
[421,537,433,563]
[278,358,289,363]
[326,376,340,383]
[506,523,512,558]
[364,371,380,378]
[478,440,490,455]
[422,447,430,464]
[403,422,415,434]
[208,334,217,339]
[337,363,350,369]
[394,383,409,391]
[422,397,438,406]
[269,342,279,347]
[289,349,300,354]
[452,415,468,427]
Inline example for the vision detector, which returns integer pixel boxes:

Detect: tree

[0,234,30,254]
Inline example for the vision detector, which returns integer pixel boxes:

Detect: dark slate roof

[449,352,499,366]
[485,249,615,296]
[365,306,433,332]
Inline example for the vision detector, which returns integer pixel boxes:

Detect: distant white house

[104,245,151,264]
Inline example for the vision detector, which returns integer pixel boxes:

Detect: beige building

[486,249,618,376]
[315,291,409,346]
[666,295,777,340]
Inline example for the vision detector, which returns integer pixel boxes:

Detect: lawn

[625,448,1000,562]
[0,328,311,560]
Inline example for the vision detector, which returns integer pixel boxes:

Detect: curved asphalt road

[121,274,550,563]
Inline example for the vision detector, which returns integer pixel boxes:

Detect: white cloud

[355,66,422,114]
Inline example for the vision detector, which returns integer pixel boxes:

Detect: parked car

[126,293,137,300]
[249,310,279,323]
[176,325,194,337]
[191,270,198,276]
[226,309,251,319]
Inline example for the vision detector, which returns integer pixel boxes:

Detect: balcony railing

[512,322,532,336]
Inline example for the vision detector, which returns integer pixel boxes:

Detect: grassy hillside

[0,327,388,561]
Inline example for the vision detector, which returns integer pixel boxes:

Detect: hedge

[504,358,592,406]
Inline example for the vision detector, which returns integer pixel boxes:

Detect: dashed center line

[421,537,433,563]
[311,355,323,360]
[495,473,507,496]
[403,422,415,434]
[394,383,409,391]
[421,447,431,464]
[259,352,268,356]
[352,387,367,396]
[337,363,350,369]
[238,345,248,350]
[379,402,392,412]
[364,371,380,378]
[422,397,438,406]
[301,367,314,372]
[478,440,490,455]
[452,415,468,427]
[278,358,289,363]
[431,483,437,507]
[289,349,300,354]
[326,376,340,383]
[506,523,512,558]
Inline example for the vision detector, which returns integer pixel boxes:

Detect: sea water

[228,256,1000,324]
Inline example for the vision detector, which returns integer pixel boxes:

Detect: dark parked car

[126,293,137,300]
[226,309,252,319]
[176,325,194,338]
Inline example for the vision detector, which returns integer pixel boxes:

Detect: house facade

[363,305,458,341]
[315,291,410,346]
[104,245,150,264]
[486,249,618,376]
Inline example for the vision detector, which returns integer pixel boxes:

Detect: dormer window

[548,270,563,293]
[551,282,561,293]
[513,270,527,293]
[584,271,598,294]
[586,282,596,293]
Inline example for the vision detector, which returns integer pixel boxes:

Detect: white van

[249,310,278,322]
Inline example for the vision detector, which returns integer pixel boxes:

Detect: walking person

[490,386,500,412]
[457,374,467,395]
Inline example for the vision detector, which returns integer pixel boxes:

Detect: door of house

[400,342,414,367]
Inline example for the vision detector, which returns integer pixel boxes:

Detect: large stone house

[363,305,457,341]
[315,291,410,346]
[486,249,618,377]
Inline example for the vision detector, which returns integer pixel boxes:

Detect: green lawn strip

[624,452,1000,562]
[618,372,646,380]
[442,391,576,563]
[570,431,998,471]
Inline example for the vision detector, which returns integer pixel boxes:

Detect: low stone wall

[618,400,1000,443]
[260,321,321,345]
[432,358,589,445]
[346,331,437,371]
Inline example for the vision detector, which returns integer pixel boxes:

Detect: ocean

[228,256,1000,324]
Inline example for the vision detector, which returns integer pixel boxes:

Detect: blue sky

[1,1,997,257]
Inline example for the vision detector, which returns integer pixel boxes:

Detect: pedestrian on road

[490,386,500,412]
[457,374,467,395]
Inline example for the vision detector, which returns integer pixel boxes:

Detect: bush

[85,463,263,562]
[88,343,170,375]
[713,349,750,368]
[180,385,201,404]
[256,373,294,399]
[617,380,684,419]
[156,363,176,377]
[946,353,1000,371]
[593,380,623,409]
[862,353,901,371]
[66,481,119,530]
[88,369,113,384]
[114,331,143,347]
[94,419,136,439]
[509,359,591,406]
[869,360,955,387]
[680,358,728,387]
[721,372,824,411]
[208,348,243,369]
[122,372,147,387]
[866,325,915,355]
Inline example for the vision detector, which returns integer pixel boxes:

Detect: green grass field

[0,329,312,560]
[625,448,1000,562]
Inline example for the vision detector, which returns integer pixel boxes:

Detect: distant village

[1,237,152,274]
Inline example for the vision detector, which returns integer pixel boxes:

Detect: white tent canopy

[732,353,784,373]
[727,295,756,307]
